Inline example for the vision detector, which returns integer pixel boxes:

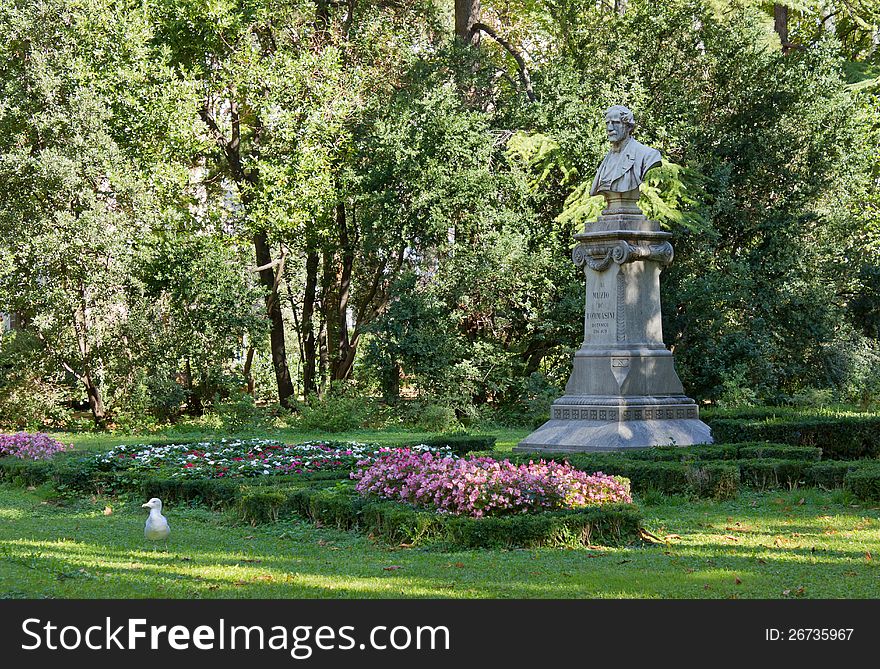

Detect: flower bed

[0,432,70,460]
[96,439,449,479]
[351,449,632,517]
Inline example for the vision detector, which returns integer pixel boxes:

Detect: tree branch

[470,22,536,102]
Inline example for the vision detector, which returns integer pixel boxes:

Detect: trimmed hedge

[708,416,880,459]
[0,456,55,487]
[413,434,497,456]
[506,447,877,499]
[594,443,822,463]
[844,465,880,502]
[283,481,642,548]
[504,452,740,500]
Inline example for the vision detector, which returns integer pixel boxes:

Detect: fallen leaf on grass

[797,498,805,505]
[664,534,682,541]
[866,552,873,562]
[616,560,631,565]
[723,535,738,542]
[103,506,113,516]
[734,576,742,585]
[383,565,403,571]
[240,558,262,564]
[243,535,255,540]
[704,584,711,590]
[454,562,465,568]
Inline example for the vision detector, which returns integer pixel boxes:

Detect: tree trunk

[302,250,319,396]
[455,0,481,45]
[318,311,329,396]
[199,95,296,411]
[253,232,296,409]
[330,202,356,381]
[184,357,204,415]
[774,4,789,52]
[243,346,255,396]
[83,372,106,428]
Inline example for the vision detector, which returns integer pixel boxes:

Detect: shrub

[0,432,70,460]
[414,434,497,456]
[288,481,641,548]
[618,444,740,461]
[351,449,632,517]
[237,489,289,524]
[737,459,811,490]
[736,444,822,461]
[0,371,72,431]
[412,404,460,432]
[804,461,862,489]
[708,415,880,459]
[295,386,377,432]
[506,452,740,500]
[844,465,880,502]
[0,456,55,486]
[443,505,642,549]
[212,393,273,431]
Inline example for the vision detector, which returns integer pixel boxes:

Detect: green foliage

[0,365,73,431]
[737,459,812,490]
[412,434,498,455]
[505,452,740,499]
[237,489,289,525]
[294,385,380,432]
[709,415,880,459]
[735,444,823,461]
[288,481,642,548]
[1,0,879,430]
[844,464,880,502]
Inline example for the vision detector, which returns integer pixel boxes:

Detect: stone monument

[515,105,712,452]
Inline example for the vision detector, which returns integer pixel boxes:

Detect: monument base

[514,415,712,453]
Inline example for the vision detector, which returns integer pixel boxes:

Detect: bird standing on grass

[142,497,170,550]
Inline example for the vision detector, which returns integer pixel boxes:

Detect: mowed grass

[2,484,878,599]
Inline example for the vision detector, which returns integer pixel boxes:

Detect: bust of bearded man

[589,105,662,198]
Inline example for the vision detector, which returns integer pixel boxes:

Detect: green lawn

[2,483,878,599]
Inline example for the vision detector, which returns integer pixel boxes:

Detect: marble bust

[590,105,662,197]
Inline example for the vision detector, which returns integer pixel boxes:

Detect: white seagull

[142,497,171,549]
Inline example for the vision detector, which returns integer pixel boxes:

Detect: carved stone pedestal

[515,192,712,453]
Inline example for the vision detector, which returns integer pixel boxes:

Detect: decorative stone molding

[551,405,699,421]
[572,240,674,272]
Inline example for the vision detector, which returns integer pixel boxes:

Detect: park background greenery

[3,0,880,432]
[3,0,880,599]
